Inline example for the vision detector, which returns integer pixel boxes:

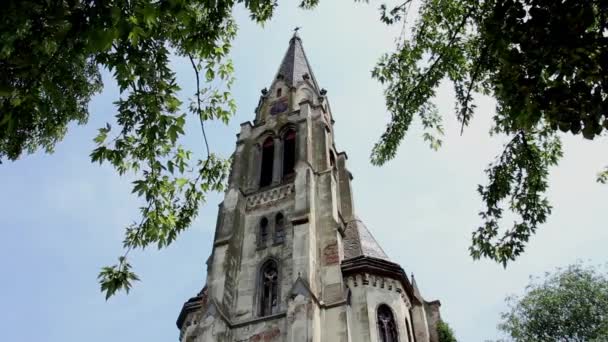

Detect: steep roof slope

[273,33,320,90]
[343,219,389,260]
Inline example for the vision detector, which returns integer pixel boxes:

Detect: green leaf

[167,160,174,174]
[205,68,215,82]
[176,178,188,188]
[98,257,140,300]
[597,167,608,184]
[141,4,157,27]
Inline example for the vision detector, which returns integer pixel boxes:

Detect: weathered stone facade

[176,33,442,342]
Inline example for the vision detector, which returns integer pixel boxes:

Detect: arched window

[259,260,279,316]
[259,217,269,247]
[378,305,399,342]
[277,87,282,97]
[260,137,274,187]
[274,213,285,244]
[282,129,296,178]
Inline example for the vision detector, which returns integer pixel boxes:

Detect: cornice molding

[341,256,421,305]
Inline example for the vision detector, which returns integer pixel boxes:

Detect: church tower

[176,33,442,342]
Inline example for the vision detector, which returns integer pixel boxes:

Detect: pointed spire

[272,32,320,91]
[411,273,423,301]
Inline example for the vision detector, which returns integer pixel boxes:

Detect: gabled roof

[343,218,389,260]
[288,275,320,304]
[272,33,320,91]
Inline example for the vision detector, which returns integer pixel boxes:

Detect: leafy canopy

[1,0,317,299]
[437,320,458,342]
[373,0,607,266]
[1,0,607,298]
[499,263,608,341]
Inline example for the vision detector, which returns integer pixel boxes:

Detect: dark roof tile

[274,34,320,90]
[343,219,389,260]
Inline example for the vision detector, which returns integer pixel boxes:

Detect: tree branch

[188,53,212,179]
[459,47,486,135]
[403,9,472,114]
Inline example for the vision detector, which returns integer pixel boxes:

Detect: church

[176,33,442,342]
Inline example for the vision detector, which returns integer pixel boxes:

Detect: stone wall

[345,274,416,342]
[424,301,441,342]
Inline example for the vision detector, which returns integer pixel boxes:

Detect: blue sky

[1,1,607,341]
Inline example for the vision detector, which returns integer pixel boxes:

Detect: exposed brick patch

[323,242,339,265]
[199,286,208,307]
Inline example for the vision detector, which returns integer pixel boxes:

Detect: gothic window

[274,213,285,244]
[377,304,399,342]
[282,129,296,178]
[259,217,269,247]
[260,137,274,187]
[329,150,336,168]
[259,260,279,316]
[277,87,282,97]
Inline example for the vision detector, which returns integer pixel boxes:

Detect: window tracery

[378,304,399,342]
[259,260,279,316]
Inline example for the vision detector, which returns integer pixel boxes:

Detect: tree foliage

[0,0,317,299]
[1,0,607,298]
[373,0,607,266]
[499,263,608,341]
[437,320,458,342]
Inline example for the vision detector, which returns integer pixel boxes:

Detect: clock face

[270,98,288,115]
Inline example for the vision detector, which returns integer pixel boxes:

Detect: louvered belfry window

[260,137,274,187]
[274,213,285,244]
[259,217,269,247]
[282,129,296,178]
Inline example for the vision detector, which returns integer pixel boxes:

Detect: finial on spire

[411,273,423,299]
[293,26,301,38]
